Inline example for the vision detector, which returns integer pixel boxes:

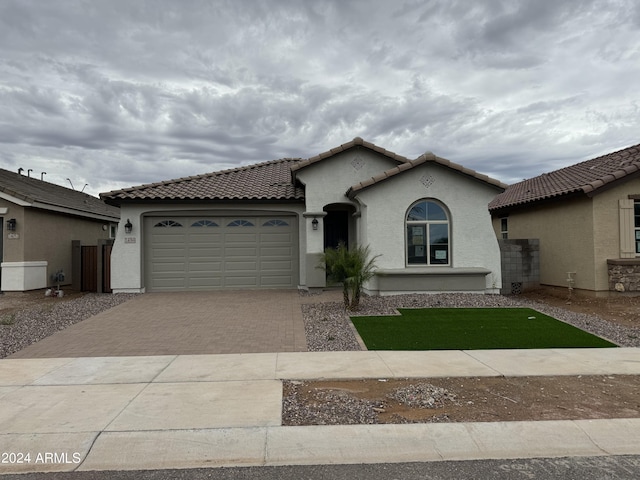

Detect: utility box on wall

[498,239,540,294]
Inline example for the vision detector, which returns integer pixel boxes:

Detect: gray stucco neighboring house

[0,169,120,291]
[101,138,506,295]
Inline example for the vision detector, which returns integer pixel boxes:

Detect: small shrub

[0,314,16,326]
[321,243,380,311]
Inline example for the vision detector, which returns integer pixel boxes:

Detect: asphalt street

[4,456,640,480]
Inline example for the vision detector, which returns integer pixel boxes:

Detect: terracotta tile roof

[347,152,508,198]
[0,168,120,220]
[101,158,305,204]
[489,143,640,212]
[290,137,408,172]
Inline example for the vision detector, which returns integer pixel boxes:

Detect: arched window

[406,200,450,265]
[191,220,219,227]
[154,220,183,228]
[227,219,254,227]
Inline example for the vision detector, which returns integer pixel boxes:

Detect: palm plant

[321,243,380,311]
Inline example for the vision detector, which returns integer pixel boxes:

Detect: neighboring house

[489,143,640,295]
[101,138,506,295]
[0,169,120,291]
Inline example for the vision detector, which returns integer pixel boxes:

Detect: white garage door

[144,215,297,291]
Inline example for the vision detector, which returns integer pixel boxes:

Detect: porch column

[303,212,327,288]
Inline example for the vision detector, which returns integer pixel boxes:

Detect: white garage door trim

[144,214,297,291]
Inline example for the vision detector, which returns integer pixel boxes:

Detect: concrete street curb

[1,349,639,474]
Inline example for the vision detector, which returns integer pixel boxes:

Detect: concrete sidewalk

[1,348,640,474]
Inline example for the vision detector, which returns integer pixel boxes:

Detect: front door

[323,210,349,250]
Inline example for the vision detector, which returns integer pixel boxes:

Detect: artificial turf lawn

[350,308,617,350]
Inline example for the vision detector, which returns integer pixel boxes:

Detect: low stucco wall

[0,261,48,291]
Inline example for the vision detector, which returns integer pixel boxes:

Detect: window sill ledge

[376,267,491,276]
[607,258,640,266]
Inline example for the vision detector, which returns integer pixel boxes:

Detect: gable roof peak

[291,137,411,172]
[347,152,507,198]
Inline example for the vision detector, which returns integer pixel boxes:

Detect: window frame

[405,199,451,266]
[500,217,508,240]
[634,200,640,255]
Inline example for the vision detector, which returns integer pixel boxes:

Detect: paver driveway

[9,290,341,358]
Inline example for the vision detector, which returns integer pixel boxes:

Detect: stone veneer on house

[607,259,640,292]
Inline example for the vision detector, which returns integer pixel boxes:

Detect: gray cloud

[0,0,638,196]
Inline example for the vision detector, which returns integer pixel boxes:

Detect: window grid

[191,220,219,227]
[263,219,289,227]
[406,200,450,266]
[154,220,183,228]
[227,219,254,227]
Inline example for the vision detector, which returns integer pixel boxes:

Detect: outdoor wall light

[6,218,16,231]
[124,219,133,234]
[312,218,319,230]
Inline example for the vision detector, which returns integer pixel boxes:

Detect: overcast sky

[1,0,639,197]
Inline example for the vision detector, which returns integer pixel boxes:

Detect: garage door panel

[152,248,187,259]
[261,260,292,270]
[189,247,223,257]
[225,247,258,257]
[260,275,293,286]
[151,234,187,243]
[188,262,222,272]
[260,246,292,256]
[188,277,223,288]
[260,232,292,243]
[188,233,222,243]
[225,276,258,287]
[152,262,187,273]
[153,277,187,289]
[225,233,257,243]
[224,261,257,270]
[146,215,296,291]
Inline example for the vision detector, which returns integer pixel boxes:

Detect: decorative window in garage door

[263,219,289,226]
[191,220,219,227]
[227,219,254,227]
[154,220,183,227]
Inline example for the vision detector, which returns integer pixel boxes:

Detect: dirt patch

[283,375,640,425]
[286,288,640,426]
[520,287,640,329]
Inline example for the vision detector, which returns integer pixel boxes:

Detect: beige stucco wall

[23,208,115,286]
[592,177,640,290]
[0,200,26,262]
[493,196,596,290]
[1,199,116,290]
[493,178,640,292]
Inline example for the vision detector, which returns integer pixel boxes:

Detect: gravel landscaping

[302,292,640,351]
[3,290,639,359]
[0,293,138,358]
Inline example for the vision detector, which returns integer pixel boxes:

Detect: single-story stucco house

[101,138,507,295]
[489,142,640,295]
[0,168,120,291]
